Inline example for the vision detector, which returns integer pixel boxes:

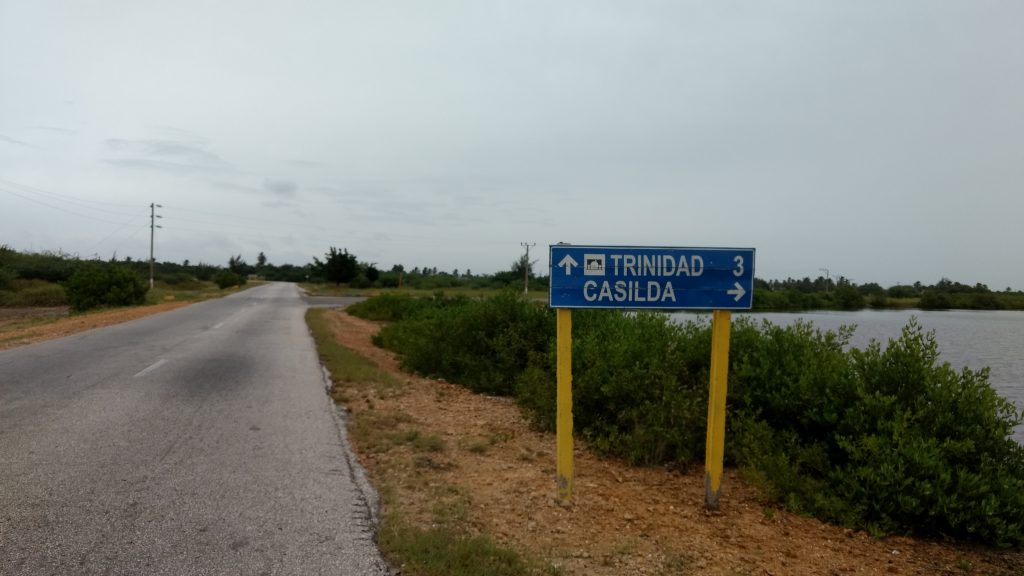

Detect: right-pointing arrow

[727,282,746,302]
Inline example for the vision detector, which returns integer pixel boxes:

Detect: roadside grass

[305,307,556,576]
[145,280,250,304]
[305,308,401,400]
[378,520,532,576]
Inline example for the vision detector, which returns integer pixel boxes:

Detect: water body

[673,309,1024,444]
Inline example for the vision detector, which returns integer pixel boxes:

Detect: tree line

[753,275,1024,311]
[4,244,1023,311]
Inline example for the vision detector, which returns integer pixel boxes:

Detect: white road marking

[134,359,168,378]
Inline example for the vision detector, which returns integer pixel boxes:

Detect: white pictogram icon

[583,254,605,276]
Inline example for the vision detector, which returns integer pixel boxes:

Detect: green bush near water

[347,293,1024,547]
[730,319,1024,546]
[371,292,551,396]
[565,310,711,465]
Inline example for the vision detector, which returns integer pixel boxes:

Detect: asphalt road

[0,283,388,575]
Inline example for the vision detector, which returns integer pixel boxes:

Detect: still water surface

[674,309,1024,444]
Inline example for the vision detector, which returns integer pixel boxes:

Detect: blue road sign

[549,245,755,310]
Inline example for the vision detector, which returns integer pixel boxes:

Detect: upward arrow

[557,254,578,275]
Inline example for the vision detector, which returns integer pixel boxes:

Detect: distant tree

[228,254,247,275]
[257,252,267,267]
[365,264,380,283]
[920,291,952,310]
[834,285,865,310]
[314,247,359,285]
[192,262,217,281]
[887,285,917,299]
[858,282,885,295]
[511,253,535,279]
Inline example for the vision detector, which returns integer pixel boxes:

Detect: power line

[162,204,327,230]
[0,178,142,214]
[161,213,333,236]
[85,206,150,255]
[0,185,127,225]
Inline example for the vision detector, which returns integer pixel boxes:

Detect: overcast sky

[2,1,1022,288]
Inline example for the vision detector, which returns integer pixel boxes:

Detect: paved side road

[0,282,388,575]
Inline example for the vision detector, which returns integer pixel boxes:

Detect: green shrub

[0,281,68,306]
[213,270,244,289]
[836,322,1024,545]
[192,264,217,281]
[347,293,455,322]
[6,251,77,283]
[730,319,1024,546]
[159,272,199,287]
[919,291,952,310]
[569,311,711,465]
[349,274,372,289]
[66,264,148,311]
[372,292,552,396]
[0,266,15,290]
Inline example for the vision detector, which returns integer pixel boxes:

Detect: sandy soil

[323,309,1023,576]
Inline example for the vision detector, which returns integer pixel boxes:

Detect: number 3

[733,255,744,277]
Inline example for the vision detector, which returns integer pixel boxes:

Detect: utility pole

[819,267,830,293]
[520,242,535,295]
[150,203,162,289]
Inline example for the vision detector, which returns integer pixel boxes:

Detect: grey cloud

[263,179,298,197]
[261,200,297,209]
[0,134,32,147]
[308,182,395,199]
[212,178,301,199]
[211,180,262,194]
[32,125,77,135]
[104,138,231,174]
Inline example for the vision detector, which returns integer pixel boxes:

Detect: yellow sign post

[549,244,753,507]
[704,309,732,510]
[556,308,574,502]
